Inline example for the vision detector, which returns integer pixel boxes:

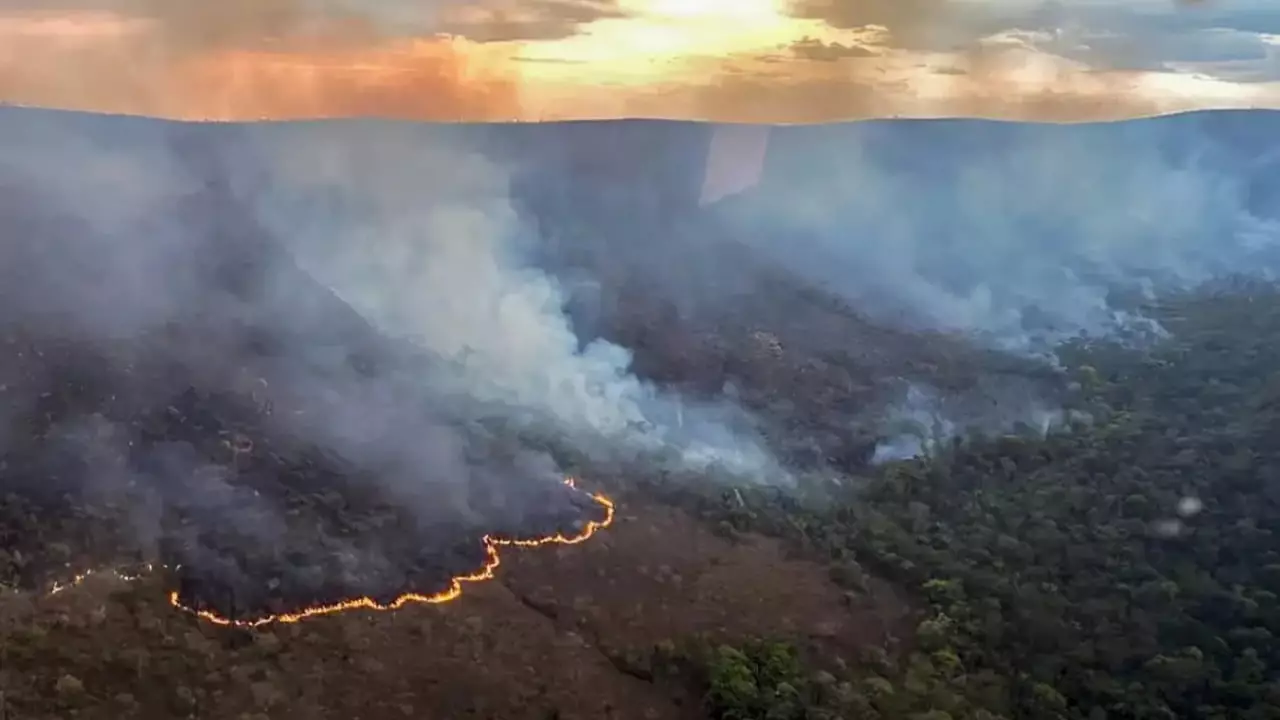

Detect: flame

[41,478,614,627]
[47,564,156,595]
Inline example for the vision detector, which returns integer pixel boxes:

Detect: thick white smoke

[0,108,796,603]
[235,121,782,481]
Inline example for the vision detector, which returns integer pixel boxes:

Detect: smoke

[0,111,796,612]
[230,119,781,481]
[0,114,473,598]
[870,381,1072,464]
[710,114,1280,357]
[0,107,779,492]
[690,113,1280,459]
[0,108,768,611]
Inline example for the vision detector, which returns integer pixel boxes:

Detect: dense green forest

[657,278,1280,719]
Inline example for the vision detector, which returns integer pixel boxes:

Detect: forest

[650,278,1280,720]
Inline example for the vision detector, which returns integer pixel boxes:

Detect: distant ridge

[3,101,1280,126]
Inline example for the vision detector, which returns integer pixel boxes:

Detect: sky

[0,0,1278,122]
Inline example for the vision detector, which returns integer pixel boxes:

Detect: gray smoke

[870,382,1071,464]
[232,120,782,481]
[704,113,1280,458]
[0,107,782,526]
[712,114,1280,356]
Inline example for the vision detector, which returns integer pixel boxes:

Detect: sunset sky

[0,0,1278,122]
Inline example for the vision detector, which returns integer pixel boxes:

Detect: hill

[0,108,923,719]
[4,108,1280,719]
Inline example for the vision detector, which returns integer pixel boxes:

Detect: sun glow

[515,0,816,84]
[627,0,789,21]
[0,1,1275,123]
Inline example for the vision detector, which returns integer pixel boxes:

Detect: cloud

[965,2,1280,81]
[787,0,1280,77]
[0,0,634,119]
[0,0,1279,122]
[1046,25,1279,82]
[433,0,629,42]
[0,7,524,119]
[625,63,1172,124]
[784,0,990,50]
[614,21,1258,125]
[788,36,879,62]
[0,0,628,45]
[0,0,376,54]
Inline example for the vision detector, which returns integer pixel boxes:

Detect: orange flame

[47,565,155,595]
[42,478,614,627]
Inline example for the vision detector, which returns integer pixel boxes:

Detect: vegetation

[10,259,1280,719]
[659,279,1280,719]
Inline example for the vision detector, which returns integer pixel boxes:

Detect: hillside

[0,109,926,719]
[4,108,1280,719]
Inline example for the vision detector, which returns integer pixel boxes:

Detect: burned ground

[0,158,609,624]
[1,493,914,720]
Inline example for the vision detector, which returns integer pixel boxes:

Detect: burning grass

[31,479,614,627]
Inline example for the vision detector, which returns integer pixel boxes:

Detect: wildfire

[41,478,614,627]
[47,564,156,595]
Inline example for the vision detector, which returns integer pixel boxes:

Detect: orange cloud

[179,42,520,121]
[0,9,522,119]
[0,1,1275,123]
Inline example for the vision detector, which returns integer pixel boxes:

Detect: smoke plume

[686,112,1280,458]
[231,120,781,479]
[0,107,782,614]
[0,108,779,498]
[709,113,1280,357]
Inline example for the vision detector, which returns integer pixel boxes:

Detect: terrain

[3,108,1280,720]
